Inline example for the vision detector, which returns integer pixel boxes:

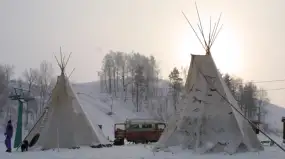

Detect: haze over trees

[168,67,183,112]
[99,51,160,112]
[0,61,55,128]
[0,64,14,113]
[0,49,270,127]
[98,50,269,123]
[222,73,269,123]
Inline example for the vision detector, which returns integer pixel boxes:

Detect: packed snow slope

[72,81,154,140]
[263,103,285,135]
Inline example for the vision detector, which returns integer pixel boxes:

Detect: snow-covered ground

[0,81,285,158]
[263,103,285,135]
[0,137,284,159]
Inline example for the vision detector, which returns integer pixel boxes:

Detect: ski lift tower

[9,87,35,149]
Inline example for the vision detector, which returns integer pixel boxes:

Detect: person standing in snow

[4,120,13,153]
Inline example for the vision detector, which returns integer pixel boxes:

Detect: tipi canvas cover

[154,8,263,154]
[23,53,110,150]
[155,54,263,154]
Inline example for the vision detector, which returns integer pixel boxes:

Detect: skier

[4,120,13,153]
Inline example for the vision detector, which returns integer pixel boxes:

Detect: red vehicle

[114,119,166,145]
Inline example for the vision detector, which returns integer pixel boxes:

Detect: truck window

[157,124,166,130]
[129,124,140,129]
[142,124,153,128]
[115,124,125,130]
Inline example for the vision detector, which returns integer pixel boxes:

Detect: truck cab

[114,119,166,145]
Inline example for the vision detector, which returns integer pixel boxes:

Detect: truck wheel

[120,139,125,145]
[114,138,124,146]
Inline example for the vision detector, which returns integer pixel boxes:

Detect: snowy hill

[0,80,285,158]
[73,81,285,137]
[263,103,285,135]
[72,81,155,140]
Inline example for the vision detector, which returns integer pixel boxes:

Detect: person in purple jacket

[4,120,13,153]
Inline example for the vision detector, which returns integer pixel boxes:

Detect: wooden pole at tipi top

[54,47,72,76]
[54,47,76,81]
[181,2,223,55]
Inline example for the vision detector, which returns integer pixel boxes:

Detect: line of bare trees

[222,73,269,122]
[0,65,14,115]
[0,61,55,128]
[99,51,160,112]
[167,68,269,123]
[22,61,55,115]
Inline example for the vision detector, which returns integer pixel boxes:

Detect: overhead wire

[261,88,285,92]
[229,79,285,92]
[195,61,285,152]
[246,79,285,84]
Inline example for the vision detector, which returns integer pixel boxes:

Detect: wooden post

[281,117,285,143]
[136,83,139,112]
[57,127,60,152]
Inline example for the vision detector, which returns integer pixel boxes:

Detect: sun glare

[177,27,243,75]
[211,28,243,74]
[177,29,203,66]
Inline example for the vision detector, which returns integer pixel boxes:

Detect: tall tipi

[154,7,263,154]
[23,49,110,150]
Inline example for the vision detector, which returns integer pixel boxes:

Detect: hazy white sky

[1,0,285,106]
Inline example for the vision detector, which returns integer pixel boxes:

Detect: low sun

[211,28,244,74]
[177,27,243,75]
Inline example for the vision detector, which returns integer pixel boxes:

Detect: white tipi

[23,49,111,150]
[154,7,263,154]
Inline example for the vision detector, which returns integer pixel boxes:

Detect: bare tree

[97,71,105,93]
[114,52,126,94]
[169,67,183,111]
[0,64,14,119]
[22,68,40,128]
[102,53,114,94]
[256,88,269,123]
[23,68,39,92]
[0,67,8,113]
[3,64,14,82]
[100,51,160,111]
[134,65,145,112]
[37,61,54,114]
[17,77,24,88]
[180,66,188,84]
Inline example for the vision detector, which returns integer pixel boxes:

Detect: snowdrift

[263,103,285,135]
